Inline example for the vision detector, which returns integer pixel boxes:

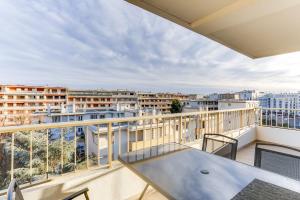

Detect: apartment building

[182,99,218,112]
[259,93,300,114]
[218,99,259,110]
[237,90,263,100]
[208,92,239,100]
[0,85,67,126]
[68,90,138,112]
[138,92,189,113]
[0,85,192,126]
[187,94,205,100]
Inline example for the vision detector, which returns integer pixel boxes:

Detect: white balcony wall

[256,126,300,148]
[0,166,146,200]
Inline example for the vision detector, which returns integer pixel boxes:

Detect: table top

[119,143,300,200]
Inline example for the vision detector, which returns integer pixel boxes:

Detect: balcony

[0,108,299,199]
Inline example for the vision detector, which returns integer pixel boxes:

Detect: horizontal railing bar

[262,107,300,112]
[0,108,256,133]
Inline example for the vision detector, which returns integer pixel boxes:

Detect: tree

[14,113,32,126]
[0,116,7,127]
[170,99,182,113]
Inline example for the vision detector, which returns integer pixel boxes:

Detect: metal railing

[260,108,300,129]
[0,108,257,191]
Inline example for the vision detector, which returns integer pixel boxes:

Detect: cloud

[0,0,300,94]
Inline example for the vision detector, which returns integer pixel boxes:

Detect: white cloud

[0,0,300,94]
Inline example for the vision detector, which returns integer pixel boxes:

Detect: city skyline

[1,0,300,94]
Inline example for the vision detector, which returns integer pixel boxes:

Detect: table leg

[138,184,150,200]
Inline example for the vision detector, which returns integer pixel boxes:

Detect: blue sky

[1,0,300,94]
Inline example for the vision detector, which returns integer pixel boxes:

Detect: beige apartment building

[0,85,67,126]
[68,90,138,112]
[138,92,189,113]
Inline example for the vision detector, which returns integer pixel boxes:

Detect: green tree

[170,99,182,113]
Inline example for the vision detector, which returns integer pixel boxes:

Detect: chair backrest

[7,179,24,200]
[254,143,300,180]
[202,134,238,160]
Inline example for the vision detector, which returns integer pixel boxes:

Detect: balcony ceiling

[126,0,300,58]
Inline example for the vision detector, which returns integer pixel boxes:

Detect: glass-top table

[119,143,300,200]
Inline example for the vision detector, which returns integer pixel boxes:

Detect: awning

[126,0,300,58]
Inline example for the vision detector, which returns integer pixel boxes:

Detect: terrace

[0,107,299,199]
[3,0,300,199]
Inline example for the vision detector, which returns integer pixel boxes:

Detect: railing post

[288,109,290,129]
[150,120,153,149]
[173,118,176,142]
[85,126,89,169]
[119,123,122,157]
[217,112,220,134]
[74,127,77,171]
[46,129,49,175]
[162,119,165,146]
[60,128,64,174]
[183,117,187,143]
[97,125,100,167]
[11,132,15,181]
[179,116,182,144]
[240,110,243,129]
[135,123,138,152]
[260,108,263,126]
[108,122,112,169]
[168,119,171,144]
[281,110,284,127]
[294,110,296,129]
[30,131,33,183]
[270,109,273,127]
[127,122,130,153]
[275,109,278,127]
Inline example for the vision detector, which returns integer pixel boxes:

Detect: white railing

[0,108,257,191]
[260,107,300,129]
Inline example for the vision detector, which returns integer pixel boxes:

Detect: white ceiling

[127,0,300,58]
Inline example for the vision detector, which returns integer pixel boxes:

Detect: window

[99,115,105,119]
[52,116,60,123]
[90,114,98,119]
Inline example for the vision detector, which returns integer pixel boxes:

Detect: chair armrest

[63,188,89,200]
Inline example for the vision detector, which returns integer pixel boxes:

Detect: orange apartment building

[0,85,190,126]
[0,85,67,126]
[138,92,189,113]
[67,90,138,112]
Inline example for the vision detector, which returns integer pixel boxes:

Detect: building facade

[238,90,262,100]
[208,93,239,100]
[182,99,218,112]
[67,90,138,112]
[259,93,300,114]
[0,85,191,126]
[218,100,259,110]
[138,92,189,113]
[0,85,67,126]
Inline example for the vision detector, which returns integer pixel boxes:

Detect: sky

[1,0,300,94]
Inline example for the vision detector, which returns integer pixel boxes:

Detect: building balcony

[0,108,299,199]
